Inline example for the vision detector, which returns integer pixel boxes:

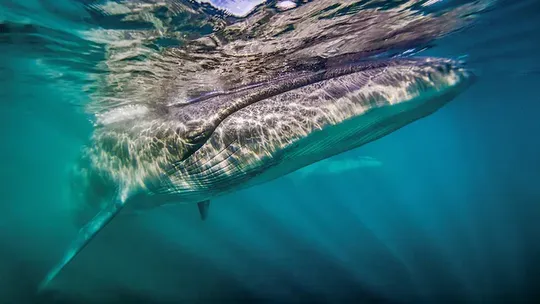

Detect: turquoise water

[1,0,540,303]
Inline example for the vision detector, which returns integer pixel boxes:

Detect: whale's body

[42,57,474,289]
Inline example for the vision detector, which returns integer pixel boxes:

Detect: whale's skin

[75,57,474,210]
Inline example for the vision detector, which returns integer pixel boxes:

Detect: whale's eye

[185,130,206,144]
[184,123,213,147]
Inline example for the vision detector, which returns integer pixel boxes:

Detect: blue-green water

[1,0,540,303]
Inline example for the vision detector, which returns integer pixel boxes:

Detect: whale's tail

[38,197,125,291]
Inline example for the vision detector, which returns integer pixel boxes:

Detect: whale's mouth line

[167,57,449,108]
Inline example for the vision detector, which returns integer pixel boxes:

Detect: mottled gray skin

[75,57,474,213]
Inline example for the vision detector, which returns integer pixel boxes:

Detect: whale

[40,57,475,289]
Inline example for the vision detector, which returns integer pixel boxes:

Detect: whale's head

[145,57,476,198]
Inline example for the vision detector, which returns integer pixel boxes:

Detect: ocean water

[1,0,539,303]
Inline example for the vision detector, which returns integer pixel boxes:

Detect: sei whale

[40,57,474,289]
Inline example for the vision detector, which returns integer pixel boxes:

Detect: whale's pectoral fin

[197,200,210,220]
[38,197,125,291]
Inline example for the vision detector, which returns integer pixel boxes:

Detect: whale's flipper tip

[38,199,125,291]
[197,200,210,220]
